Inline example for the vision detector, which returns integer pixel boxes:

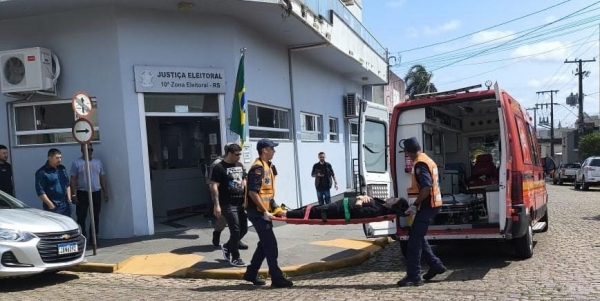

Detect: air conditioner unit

[344,92,361,118]
[0,47,59,95]
[341,0,355,5]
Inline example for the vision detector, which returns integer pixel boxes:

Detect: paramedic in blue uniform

[35,148,73,217]
[397,137,447,287]
[242,139,293,288]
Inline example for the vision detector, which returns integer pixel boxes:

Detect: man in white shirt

[70,144,109,240]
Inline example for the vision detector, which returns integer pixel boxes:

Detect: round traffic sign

[72,91,93,117]
[72,118,95,144]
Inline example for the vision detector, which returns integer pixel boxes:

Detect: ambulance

[359,82,552,259]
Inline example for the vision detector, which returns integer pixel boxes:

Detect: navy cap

[402,137,421,153]
[256,138,279,151]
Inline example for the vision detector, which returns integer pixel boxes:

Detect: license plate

[57,242,78,255]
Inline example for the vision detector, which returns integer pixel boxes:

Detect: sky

[362,0,600,129]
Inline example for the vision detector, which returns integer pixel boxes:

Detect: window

[350,122,358,142]
[13,100,100,146]
[364,120,387,173]
[299,113,322,141]
[329,117,339,142]
[526,124,539,166]
[514,116,532,164]
[248,103,291,140]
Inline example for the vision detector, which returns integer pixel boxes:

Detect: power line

[397,8,600,68]
[396,0,572,53]
[430,3,600,72]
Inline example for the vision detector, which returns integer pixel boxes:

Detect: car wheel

[558,179,563,185]
[582,177,590,191]
[514,218,534,259]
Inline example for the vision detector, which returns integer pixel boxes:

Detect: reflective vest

[245,158,283,215]
[406,153,442,209]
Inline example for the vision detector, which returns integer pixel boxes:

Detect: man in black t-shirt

[210,143,248,267]
[0,145,14,197]
[311,152,337,205]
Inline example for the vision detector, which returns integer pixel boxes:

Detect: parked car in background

[0,191,86,278]
[553,162,581,185]
[574,156,600,190]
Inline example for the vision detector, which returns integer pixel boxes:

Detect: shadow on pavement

[94,230,199,248]
[0,272,79,292]
[190,283,401,292]
[583,215,600,221]
[170,244,221,254]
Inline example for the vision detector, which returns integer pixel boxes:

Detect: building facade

[0,0,388,238]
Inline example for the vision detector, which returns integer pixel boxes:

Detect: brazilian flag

[229,54,246,145]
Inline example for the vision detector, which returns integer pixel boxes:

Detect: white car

[0,191,86,278]
[574,156,600,190]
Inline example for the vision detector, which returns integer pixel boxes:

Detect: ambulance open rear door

[355,99,395,238]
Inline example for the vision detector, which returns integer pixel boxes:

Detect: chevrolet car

[0,191,86,278]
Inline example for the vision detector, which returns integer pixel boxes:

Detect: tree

[578,132,600,160]
[404,64,437,99]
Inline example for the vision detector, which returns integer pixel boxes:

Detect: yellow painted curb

[70,237,391,279]
[115,253,204,276]
[184,237,391,279]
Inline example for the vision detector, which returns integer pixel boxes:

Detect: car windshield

[563,163,581,168]
[0,191,30,209]
[590,159,600,167]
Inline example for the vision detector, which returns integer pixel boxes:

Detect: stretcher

[271,199,398,225]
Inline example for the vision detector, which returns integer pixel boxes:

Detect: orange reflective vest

[244,158,283,215]
[407,153,442,209]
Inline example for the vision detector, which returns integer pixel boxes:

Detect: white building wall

[0,5,376,237]
[290,51,361,206]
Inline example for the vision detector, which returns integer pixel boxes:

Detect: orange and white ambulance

[360,83,551,259]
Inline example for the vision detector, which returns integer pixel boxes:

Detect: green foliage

[404,64,437,99]
[579,132,600,159]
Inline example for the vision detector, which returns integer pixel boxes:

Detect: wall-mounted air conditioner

[344,92,361,118]
[0,47,60,95]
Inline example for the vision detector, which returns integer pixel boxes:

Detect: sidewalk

[68,214,390,279]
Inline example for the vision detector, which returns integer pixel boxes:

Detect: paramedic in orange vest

[242,138,293,288]
[397,137,447,287]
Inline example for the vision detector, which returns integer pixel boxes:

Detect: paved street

[2,184,599,301]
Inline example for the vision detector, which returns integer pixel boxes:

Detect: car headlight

[0,228,36,242]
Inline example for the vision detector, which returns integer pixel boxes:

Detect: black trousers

[246,215,284,280]
[76,190,102,239]
[223,203,248,260]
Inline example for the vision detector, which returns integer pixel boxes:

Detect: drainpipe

[288,42,328,208]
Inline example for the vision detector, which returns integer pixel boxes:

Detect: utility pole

[564,58,596,133]
[526,107,539,129]
[535,89,559,157]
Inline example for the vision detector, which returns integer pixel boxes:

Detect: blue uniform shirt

[414,162,432,189]
[35,163,70,202]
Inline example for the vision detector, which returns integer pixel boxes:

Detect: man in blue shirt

[35,148,72,217]
[70,144,109,239]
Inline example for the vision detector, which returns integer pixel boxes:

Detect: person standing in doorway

[311,152,338,205]
[210,143,248,267]
[243,139,293,288]
[35,148,72,217]
[70,144,109,239]
[397,137,446,287]
[208,143,249,250]
[0,145,15,196]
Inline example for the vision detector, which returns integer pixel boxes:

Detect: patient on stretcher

[283,195,408,220]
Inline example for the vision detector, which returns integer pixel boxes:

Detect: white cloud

[423,20,461,35]
[511,41,567,61]
[386,0,405,8]
[526,75,570,88]
[471,30,515,43]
